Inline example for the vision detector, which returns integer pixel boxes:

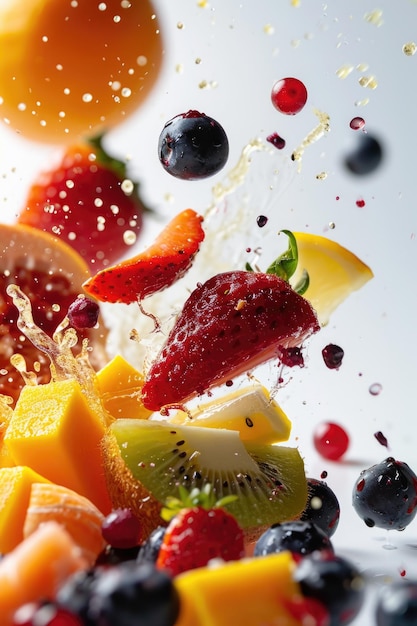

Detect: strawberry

[17,136,147,272]
[82,208,205,304]
[141,269,320,411]
[156,486,245,576]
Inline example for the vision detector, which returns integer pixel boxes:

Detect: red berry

[271,77,308,115]
[321,344,344,370]
[67,296,99,329]
[313,422,350,461]
[102,508,142,549]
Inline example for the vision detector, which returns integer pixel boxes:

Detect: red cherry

[271,77,308,115]
[313,422,350,461]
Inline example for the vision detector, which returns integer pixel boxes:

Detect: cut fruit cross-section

[103,419,307,543]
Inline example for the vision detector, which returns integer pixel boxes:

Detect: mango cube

[175,551,305,626]
[96,354,152,419]
[4,379,111,514]
[0,466,50,553]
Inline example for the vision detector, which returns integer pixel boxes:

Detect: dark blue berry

[67,297,99,329]
[376,581,417,625]
[253,520,333,557]
[158,110,229,180]
[96,544,141,566]
[352,457,417,530]
[56,568,101,625]
[88,561,180,626]
[299,478,340,537]
[137,525,166,564]
[294,552,366,626]
[344,133,383,175]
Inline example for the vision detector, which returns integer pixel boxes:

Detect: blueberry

[376,581,417,625]
[344,133,383,175]
[137,525,166,564]
[352,457,417,530]
[96,544,141,566]
[88,561,180,626]
[299,478,340,537]
[158,110,229,180]
[253,520,334,557]
[56,568,101,625]
[294,552,366,626]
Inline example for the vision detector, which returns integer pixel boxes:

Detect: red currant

[271,77,308,115]
[313,422,350,461]
[102,508,142,549]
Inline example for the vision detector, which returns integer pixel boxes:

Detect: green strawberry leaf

[266,230,310,296]
[160,484,238,522]
[266,229,299,281]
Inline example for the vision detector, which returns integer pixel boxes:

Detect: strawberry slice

[82,209,205,304]
[141,270,320,411]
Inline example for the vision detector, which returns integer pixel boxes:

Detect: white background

[1,1,417,623]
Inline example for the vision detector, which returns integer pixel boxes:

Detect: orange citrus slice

[291,232,374,325]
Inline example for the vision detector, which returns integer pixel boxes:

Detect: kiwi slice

[103,419,307,539]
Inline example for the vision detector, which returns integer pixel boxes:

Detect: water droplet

[369,382,383,396]
[403,42,416,56]
[121,179,134,195]
[123,230,137,246]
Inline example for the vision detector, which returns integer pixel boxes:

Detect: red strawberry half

[141,270,320,411]
[82,208,204,304]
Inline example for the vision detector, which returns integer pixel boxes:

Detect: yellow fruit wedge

[291,231,373,325]
[175,551,303,626]
[167,384,291,444]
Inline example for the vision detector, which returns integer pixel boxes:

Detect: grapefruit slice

[0,223,108,405]
[290,231,374,325]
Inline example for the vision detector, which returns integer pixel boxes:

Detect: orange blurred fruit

[23,482,106,565]
[0,223,107,405]
[0,0,163,143]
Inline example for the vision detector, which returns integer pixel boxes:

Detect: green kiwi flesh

[108,419,308,532]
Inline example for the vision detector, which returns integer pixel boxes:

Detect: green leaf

[293,269,310,295]
[266,230,299,281]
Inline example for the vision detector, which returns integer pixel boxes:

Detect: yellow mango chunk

[0,397,15,468]
[0,466,50,553]
[175,551,304,626]
[5,379,112,514]
[96,354,152,419]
